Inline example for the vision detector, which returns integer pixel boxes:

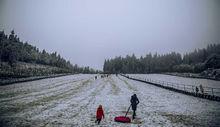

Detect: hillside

[103,44,220,80]
[0,30,98,80]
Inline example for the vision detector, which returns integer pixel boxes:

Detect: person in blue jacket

[130,94,139,119]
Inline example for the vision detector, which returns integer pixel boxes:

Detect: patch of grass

[118,77,137,91]
[160,112,200,126]
[0,79,92,115]
[0,91,21,99]
[108,77,120,95]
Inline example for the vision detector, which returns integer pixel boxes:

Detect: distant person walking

[199,84,204,94]
[195,86,199,95]
[130,94,139,119]
[96,105,105,125]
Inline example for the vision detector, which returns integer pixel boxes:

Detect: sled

[114,105,131,123]
[114,116,131,123]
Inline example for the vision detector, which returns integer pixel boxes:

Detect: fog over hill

[0,0,220,70]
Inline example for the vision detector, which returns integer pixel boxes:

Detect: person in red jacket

[96,105,105,124]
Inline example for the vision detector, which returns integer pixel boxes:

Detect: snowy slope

[128,74,220,96]
[128,74,220,88]
[0,74,219,127]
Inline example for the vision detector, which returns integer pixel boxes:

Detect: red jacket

[96,107,104,119]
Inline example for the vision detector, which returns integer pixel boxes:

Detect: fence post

[212,88,214,96]
[184,85,185,91]
[192,86,194,92]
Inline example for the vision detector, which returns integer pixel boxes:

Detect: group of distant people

[101,74,109,78]
[95,94,139,125]
[195,84,204,94]
[94,74,110,80]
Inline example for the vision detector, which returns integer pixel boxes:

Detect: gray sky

[0,0,220,70]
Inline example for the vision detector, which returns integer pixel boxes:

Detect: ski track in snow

[0,74,220,127]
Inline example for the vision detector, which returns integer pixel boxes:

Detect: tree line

[0,30,98,74]
[103,44,220,74]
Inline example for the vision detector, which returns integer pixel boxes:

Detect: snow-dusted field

[128,74,220,96]
[0,74,220,127]
[128,74,220,88]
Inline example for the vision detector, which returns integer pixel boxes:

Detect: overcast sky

[0,0,220,70]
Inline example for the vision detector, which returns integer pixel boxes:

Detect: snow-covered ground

[0,74,220,127]
[128,74,220,96]
[128,74,220,88]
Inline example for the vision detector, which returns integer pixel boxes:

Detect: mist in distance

[0,0,219,70]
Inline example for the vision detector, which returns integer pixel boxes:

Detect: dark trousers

[132,105,137,119]
[132,109,136,119]
[96,118,101,124]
